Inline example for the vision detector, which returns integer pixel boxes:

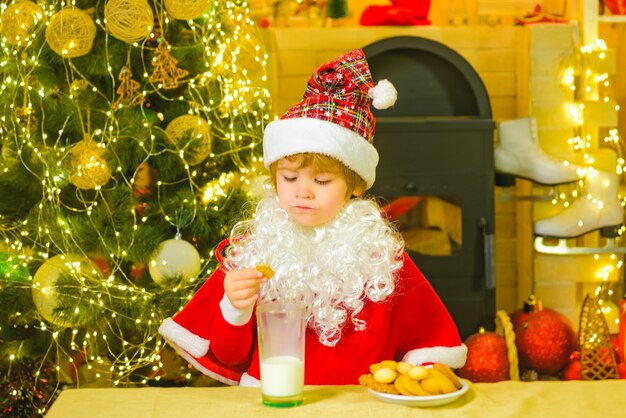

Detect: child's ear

[352,186,365,198]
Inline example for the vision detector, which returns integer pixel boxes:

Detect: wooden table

[46,380,626,417]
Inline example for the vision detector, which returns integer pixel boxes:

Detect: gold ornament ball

[149,238,201,286]
[165,115,212,165]
[164,0,211,20]
[69,79,92,101]
[69,140,112,190]
[0,0,45,46]
[45,7,96,58]
[31,255,102,327]
[105,0,153,43]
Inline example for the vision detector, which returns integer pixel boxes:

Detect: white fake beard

[225,191,404,347]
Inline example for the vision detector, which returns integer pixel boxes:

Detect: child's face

[275,156,350,227]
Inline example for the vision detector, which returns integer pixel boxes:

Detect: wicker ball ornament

[0,0,45,46]
[104,0,153,43]
[31,255,102,327]
[69,140,112,190]
[69,79,92,102]
[165,115,212,165]
[149,238,201,286]
[45,7,96,58]
[164,0,211,20]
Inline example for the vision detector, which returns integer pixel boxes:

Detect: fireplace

[363,36,496,339]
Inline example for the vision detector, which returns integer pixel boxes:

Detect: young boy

[159,49,466,386]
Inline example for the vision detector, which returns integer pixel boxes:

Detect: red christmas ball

[611,334,622,363]
[511,297,578,375]
[561,359,582,380]
[604,0,621,15]
[258,16,271,28]
[88,256,110,277]
[130,262,147,279]
[456,331,510,383]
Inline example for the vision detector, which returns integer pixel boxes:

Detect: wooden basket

[495,310,520,381]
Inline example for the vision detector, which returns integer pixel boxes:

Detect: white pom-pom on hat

[368,79,398,110]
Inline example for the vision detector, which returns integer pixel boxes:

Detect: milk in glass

[260,355,304,397]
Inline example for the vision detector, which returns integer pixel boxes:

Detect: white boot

[534,169,624,238]
[495,117,581,185]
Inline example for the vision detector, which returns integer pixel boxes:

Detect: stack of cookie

[359,360,463,396]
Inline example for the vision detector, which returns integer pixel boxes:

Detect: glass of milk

[256,301,306,407]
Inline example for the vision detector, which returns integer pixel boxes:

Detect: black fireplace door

[363,36,496,339]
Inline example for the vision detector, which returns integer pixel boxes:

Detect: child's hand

[223,268,268,310]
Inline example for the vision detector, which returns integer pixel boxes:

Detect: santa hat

[263,49,397,189]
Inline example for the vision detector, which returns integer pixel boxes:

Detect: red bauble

[456,331,510,382]
[258,16,271,28]
[603,0,626,15]
[130,262,147,280]
[611,334,622,363]
[88,256,111,277]
[511,297,578,375]
[561,358,582,380]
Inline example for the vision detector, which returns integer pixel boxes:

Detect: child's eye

[315,179,331,185]
[282,176,297,183]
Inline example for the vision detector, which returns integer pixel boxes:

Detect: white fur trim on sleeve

[239,373,261,387]
[166,340,240,386]
[402,344,468,369]
[219,294,254,326]
[158,318,209,358]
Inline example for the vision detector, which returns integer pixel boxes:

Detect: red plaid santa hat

[263,49,397,189]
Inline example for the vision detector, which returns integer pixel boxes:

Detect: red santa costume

[159,49,467,386]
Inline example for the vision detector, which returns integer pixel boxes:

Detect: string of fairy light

[559,38,624,334]
[0,0,270,408]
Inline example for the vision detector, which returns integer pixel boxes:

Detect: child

[159,49,466,386]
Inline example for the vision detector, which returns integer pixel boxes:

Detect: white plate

[368,379,470,407]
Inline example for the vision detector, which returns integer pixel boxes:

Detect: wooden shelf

[599,15,626,23]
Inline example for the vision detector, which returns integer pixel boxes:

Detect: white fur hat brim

[263,117,379,189]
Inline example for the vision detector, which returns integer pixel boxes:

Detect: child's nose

[296,179,314,198]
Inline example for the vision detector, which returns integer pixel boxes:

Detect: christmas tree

[0,0,270,415]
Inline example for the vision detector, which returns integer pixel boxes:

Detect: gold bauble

[104,0,153,43]
[0,136,19,172]
[69,79,92,101]
[31,254,102,327]
[45,7,96,58]
[164,115,212,165]
[133,161,155,192]
[69,140,112,190]
[164,0,211,20]
[0,0,45,46]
